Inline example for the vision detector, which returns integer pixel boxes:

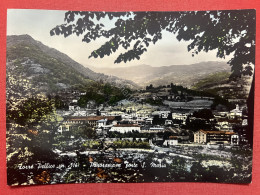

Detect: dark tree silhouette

[50,10,255,146]
[193,109,214,120]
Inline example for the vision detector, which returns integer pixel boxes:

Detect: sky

[7,9,231,68]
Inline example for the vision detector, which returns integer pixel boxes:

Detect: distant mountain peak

[9,34,33,39]
[7,34,37,44]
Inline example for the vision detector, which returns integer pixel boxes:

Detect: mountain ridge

[88,61,231,88]
[7,34,139,89]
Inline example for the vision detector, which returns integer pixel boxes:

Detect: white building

[229,104,242,119]
[57,124,71,134]
[216,120,233,131]
[72,110,87,116]
[231,134,239,145]
[163,139,178,146]
[172,113,189,125]
[242,119,248,126]
[110,124,141,133]
[108,111,124,116]
[72,99,78,103]
[97,119,107,127]
[172,113,188,121]
[149,127,164,132]
[152,111,171,118]
[145,118,153,125]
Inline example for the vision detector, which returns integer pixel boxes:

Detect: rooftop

[66,116,116,121]
[199,129,235,135]
[114,124,140,127]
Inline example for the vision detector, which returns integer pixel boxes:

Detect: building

[110,124,141,133]
[58,116,117,133]
[228,104,243,119]
[145,118,153,125]
[97,119,107,127]
[64,116,116,128]
[58,124,72,134]
[163,139,178,146]
[216,120,233,131]
[172,113,189,125]
[231,134,239,145]
[165,119,172,125]
[242,119,248,126]
[216,118,241,131]
[152,111,170,118]
[194,130,235,144]
[149,126,164,132]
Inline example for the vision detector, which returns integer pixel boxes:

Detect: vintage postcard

[6,9,255,185]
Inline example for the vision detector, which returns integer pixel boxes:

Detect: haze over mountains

[89,62,231,88]
[7,34,232,93]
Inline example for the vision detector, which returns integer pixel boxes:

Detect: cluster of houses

[57,100,246,146]
[52,82,249,147]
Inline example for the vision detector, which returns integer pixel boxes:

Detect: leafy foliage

[7,97,54,127]
[71,125,97,139]
[77,83,131,106]
[113,140,150,149]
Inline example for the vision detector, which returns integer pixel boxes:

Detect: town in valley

[6,9,255,185]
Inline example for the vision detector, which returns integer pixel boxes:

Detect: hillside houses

[53,83,248,147]
[55,98,246,146]
[216,118,241,132]
[213,104,243,119]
